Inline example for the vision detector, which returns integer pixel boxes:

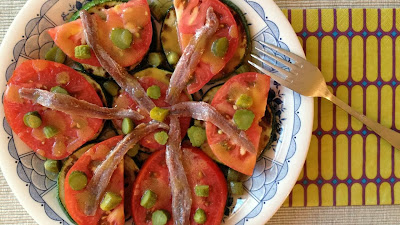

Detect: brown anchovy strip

[82,122,169,216]
[80,10,156,113]
[165,116,192,225]
[165,8,219,105]
[19,88,144,120]
[170,101,256,154]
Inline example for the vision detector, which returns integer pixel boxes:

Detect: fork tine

[254,46,296,69]
[258,41,304,63]
[250,54,293,79]
[248,60,292,87]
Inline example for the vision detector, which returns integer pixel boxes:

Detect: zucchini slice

[69,0,129,21]
[148,0,173,21]
[57,144,94,223]
[160,3,251,78]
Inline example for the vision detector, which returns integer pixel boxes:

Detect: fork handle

[325,92,400,150]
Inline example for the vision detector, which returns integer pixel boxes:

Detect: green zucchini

[199,85,275,161]
[160,2,251,78]
[69,0,129,21]
[123,156,139,219]
[57,144,94,223]
[160,8,181,69]
[148,0,173,21]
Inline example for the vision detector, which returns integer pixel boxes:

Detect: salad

[3,0,276,224]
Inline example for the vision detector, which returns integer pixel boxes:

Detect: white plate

[0,0,313,224]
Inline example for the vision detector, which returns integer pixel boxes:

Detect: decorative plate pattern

[0,0,313,224]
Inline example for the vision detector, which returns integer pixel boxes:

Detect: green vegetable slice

[187,126,206,147]
[147,85,161,99]
[74,45,91,59]
[140,189,157,209]
[194,208,207,224]
[110,28,133,49]
[45,46,66,64]
[68,171,88,191]
[23,111,42,128]
[43,126,58,138]
[100,192,122,211]
[152,209,171,225]
[154,131,168,145]
[194,185,209,197]
[233,109,255,131]
[122,118,134,134]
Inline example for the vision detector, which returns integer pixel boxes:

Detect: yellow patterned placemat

[280,8,400,207]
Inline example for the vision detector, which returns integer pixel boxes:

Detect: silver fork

[249,41,400,150]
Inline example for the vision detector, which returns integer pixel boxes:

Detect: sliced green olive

[187,126,206,147]
[152,210,171,225]
[150,107,169,122]
[110,28,133,50]
[147,85,161,100]
[154,131,168,145]
[194,185,209,197]
[103,80,120,97]
[23,111,42,128]
[43,126,58,138]
[68,170,88,191]
[50,86,69,95]
[140,189,157,209]
[122,118,134,134]
[148,52,164,67]
[233,109,255,131]
[235,94,253,109]
[211,37,229,57]
[166,51,179,65]
[100,192,122,211]
[194,208,207,224]
[44,159,61,173]
[45,46,66,64]
[74,45,91,59]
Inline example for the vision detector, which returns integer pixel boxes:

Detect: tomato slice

[205,72,270,175]
[64,136,125,225]
[112,68,190,151]
[48,0,152,68]
[174,0,239,94]
[132,146,227,225]
[3,60,103,160]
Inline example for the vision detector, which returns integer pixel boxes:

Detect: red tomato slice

[132,146,227,225]
[64,136,125,225]
[206,72,270,175]
[112,70,190,151]
[48,0,152,68]
[175,0,239,94]
[3,60,103,160]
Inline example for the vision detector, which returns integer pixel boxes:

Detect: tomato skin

[48,0,152,68]
[113,76,190,151]
[64,136,125,225]
[206,72,270,175]
[132,147,227,225]
[3,60,103,160]
[175,0,239,94]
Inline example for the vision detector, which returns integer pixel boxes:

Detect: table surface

[1,0,400,224]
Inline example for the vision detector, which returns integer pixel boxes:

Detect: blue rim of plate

[0,0,313,224]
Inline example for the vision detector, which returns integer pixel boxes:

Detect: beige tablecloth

[1,0,400,224]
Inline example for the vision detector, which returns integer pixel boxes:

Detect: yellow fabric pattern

[281,9,400,207]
